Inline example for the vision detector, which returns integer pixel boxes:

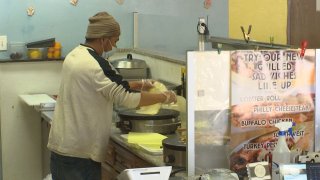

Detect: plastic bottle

[272,122,293,180]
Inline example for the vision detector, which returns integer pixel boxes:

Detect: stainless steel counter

[41,111,53,124]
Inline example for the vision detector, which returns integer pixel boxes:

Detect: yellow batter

[136,81,167,115]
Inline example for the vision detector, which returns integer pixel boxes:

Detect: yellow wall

[229,0,287,44]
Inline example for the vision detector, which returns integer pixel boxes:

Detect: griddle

[118,108,179,120]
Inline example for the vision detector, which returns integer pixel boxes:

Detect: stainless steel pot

[116,109,180,134]
[111,54,149,79]
[162,136,186,168]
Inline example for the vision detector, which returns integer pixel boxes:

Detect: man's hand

[162,90,177,104]
[141,79,155,91]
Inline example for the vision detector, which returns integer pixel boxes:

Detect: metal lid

[118,109,180,120]
[111,54,148,69]
[162,136,186,151]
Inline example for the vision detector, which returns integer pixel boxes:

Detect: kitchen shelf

[0,58,64,63]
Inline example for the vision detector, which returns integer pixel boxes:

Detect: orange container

[47,47,54,59]
[47,42,62,59]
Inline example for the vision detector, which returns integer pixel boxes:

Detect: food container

[47,42,62,59]
[162,136,186,168]
[27,48,47,60]
[8,42,26,60]
[111,54,149,79]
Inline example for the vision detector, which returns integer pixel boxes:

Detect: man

[47,11,176,180]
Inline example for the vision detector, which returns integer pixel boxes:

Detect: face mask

[101,39,117,59]
[100,39,107,59]
[105,39,117,59]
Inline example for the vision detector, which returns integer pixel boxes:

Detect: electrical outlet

[0,36,8,51]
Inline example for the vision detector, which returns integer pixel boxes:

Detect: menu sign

[230,50,315,177]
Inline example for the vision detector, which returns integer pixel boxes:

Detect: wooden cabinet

[288,0,320,48]
[101,139,154,180]
[41,120,51,178]
[101,162,118,180]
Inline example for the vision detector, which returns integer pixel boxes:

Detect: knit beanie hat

[85,12,120,39]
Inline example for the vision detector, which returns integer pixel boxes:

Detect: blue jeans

[50,151,101,180]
